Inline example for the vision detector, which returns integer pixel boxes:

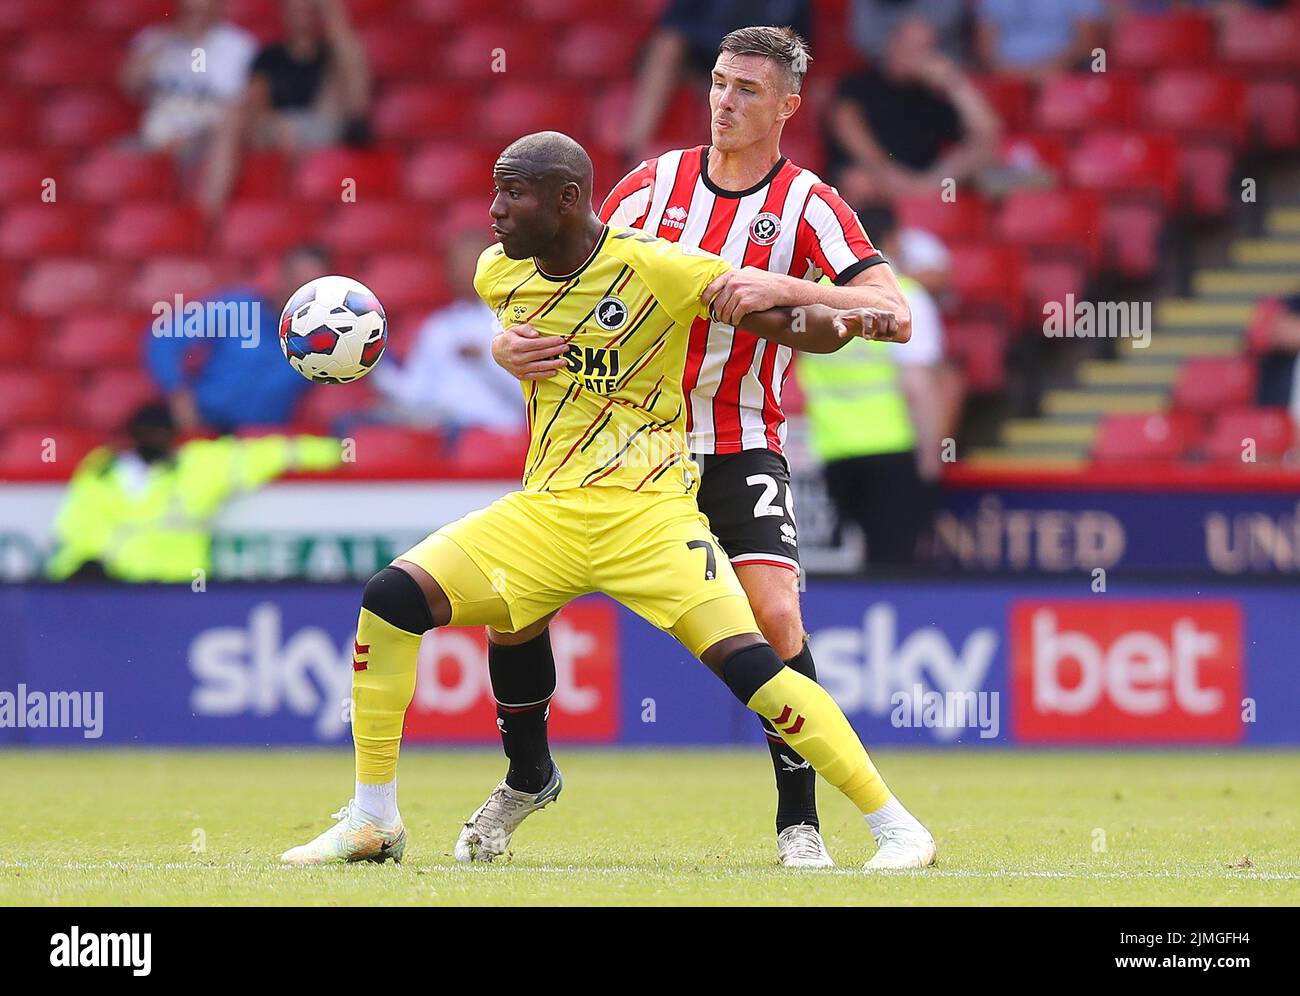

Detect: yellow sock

[746,666,892,814]
[352,606,421,785]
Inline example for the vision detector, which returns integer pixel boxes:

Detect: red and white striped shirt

[598,145,885,455]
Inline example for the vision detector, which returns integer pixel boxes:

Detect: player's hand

[832,307,904,342]
[492,323,569,381]
[702,268,791,326]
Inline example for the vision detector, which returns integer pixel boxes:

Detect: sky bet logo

[566,344,622,393]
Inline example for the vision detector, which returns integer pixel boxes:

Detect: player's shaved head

[496,131,593,202]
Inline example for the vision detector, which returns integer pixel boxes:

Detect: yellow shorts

[396,487,759,658]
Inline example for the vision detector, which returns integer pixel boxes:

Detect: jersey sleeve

[598,158,657,228]
[795,183,887,285]
[472,244,510,309]
[630,235,731,328]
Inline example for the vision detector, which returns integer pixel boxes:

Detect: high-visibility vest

[798,275,921,462]
[47,435,341,582]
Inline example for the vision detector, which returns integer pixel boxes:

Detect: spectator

[145,245,331,433]
[850,0,968,64]
[797,207,948,567]
[370,231,526,435]
[119,0,257,157]
[47,403,342,583]
[1253,294,1300,428]
[826,17,1000,208]
[973,0,1106,82]
[619,0,811,165]
[200,0,371,216]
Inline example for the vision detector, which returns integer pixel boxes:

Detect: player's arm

[703,264,912,344]
[729,304,896,354]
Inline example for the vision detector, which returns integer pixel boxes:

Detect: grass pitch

[1,748,1297,906]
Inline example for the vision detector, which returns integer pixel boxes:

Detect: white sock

[864,796,922,841]
[355,779,398,824]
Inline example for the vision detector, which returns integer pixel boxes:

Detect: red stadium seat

[19,259,122,316]
[231,151,290,200]
[445,22,557,80]
[405,142,498,204]
[1245,81,1300,150]
[218,201,304,256]
[1205,408,1294,463]
[0,426,104,481]
[894,194,993,245]
[84,0,158,30]
[1035,73,1140,133]
[46,313,148,370]
[971,75,1034,133]
[337,425,444,475]
[130,258,226,311]
[0,0,59,30]
[42,90,137,147]
[478,82,588,141]
[0,368,77,425]
[522,0,623,19]
[0,150,61,202]
[99,203,205,259]
[0,92,39,143]
[554,22,645,80]
[445,428,530,478]
[943,319,1009,394]
[295,148,402,202]
[373,83,476,141]
[0,204,92,258]
[293,378,377,434]
[1093,412,1200,463]
[11,32,119,87]
[73,369,160,431]
[357,254,450,317]
[317,201,433,253]
[1172,357,1258,414]
[1143,71,1248,146]
[1220,8,1300,72]
[0,315,38,366]
[1068,131,1179,207]
[411,0,480,23]
[1000,133,1067,176]
[72,149,177,203]
[997,191,1101,305]
[1111,12,1216,70]
[946,243,1025,327]
[358,24,440,81]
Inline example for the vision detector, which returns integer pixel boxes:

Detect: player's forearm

[740,305,849,354]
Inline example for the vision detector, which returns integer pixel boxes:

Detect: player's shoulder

[604,225,726,271]
[782,159,850,210]
[472,242,527,302]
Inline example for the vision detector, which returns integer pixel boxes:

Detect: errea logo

[663,205,688,229]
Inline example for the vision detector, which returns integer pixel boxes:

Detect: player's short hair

[717,25,812,94]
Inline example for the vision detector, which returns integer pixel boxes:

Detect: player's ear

[556,180,581,215]
[777,91,801,124]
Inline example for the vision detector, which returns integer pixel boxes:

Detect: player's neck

[536,215,606,279]
[706,142,783,193]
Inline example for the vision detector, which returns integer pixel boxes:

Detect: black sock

[761,642,819,832]
[488,630,556,794]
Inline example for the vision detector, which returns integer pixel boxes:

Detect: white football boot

[280,800,407,866]
[864,822,937,870]
[454,765,563,863]
[776,823,836,868]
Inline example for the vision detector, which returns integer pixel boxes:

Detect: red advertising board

[1011,600,1244,742]
[403,599,620,742]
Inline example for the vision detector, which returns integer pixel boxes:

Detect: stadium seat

[895,194,993,245]
[1205,407,1295,463]
[445,22,558,80]
[0,368,77,425]
[405,142,499,204]
[217,201,305,256]
[357,23,440,81]
[0,314,37,366]
[19,259,122,315]
[997,191,1101,308]
[1000,133,1067,176]
[373,83,476,141]
[41,90,137,147]
[0,149,61,202]
[0,204,92,258]
[130,258,226,311]
[478,82,588,141]
[444,428,531,478]
[99,203,205,259]
[1172,357,1258,414]
[73,369,160,430]
[0,426,104,481]
[1035,73,1140,133]
[72,149,177,203]
[84,0,158,30]
[337,425,444,475]
[0,0,56,30]
[295,148,402,202]
[1111,12,1216,70]
[946,243,1025,327]
[11,32,118,87]
[1143,71,1248,146]
[231,150,290,200]
[1244,81,1300,150]
[1093,412,1200,462]
[943,319,1010,395]
[293,378,377,434]
[410,0,479,23]
[46,313,148,370]
[971,75,1033,133]
[357,254,450,316]
[0,92,39,143]
[522,0,622,19]
[317,201,433,253]
[554,22,645,80]
[1219,8,1300,72]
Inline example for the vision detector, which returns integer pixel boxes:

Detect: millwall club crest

[595,295,629,331]
[749,211,781,245]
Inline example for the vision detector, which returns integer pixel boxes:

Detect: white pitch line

[1,861,1298,881]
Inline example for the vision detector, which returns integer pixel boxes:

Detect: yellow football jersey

[474,225,731,493]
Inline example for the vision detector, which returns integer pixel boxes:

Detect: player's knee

[719,641,785,707]
[362,565,436,635]
[752,594,805,660]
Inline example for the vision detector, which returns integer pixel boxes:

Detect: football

[278,275,387,384]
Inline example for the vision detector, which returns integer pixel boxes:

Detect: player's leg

[454,614,567,863]
[696,450,827,865]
